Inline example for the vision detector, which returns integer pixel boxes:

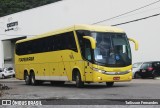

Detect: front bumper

[92,71,132,82]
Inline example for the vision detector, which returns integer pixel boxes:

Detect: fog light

[98,77,102,80]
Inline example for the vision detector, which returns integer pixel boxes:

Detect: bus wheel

[30,72,37,85]
[75,72,84,88]
[106,82,114,87]
[24,72,31,85]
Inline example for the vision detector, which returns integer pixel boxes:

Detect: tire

[134,73,141,79]
[2,74,5,79]
[30,72,37,85]
[75,72,84,88]
[106,82,114,87]
[24,72,31,85]
[152,71,158,79]
[13,74,15,77]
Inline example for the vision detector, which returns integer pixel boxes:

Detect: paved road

[0,78,160,107]
[1,78,160,99]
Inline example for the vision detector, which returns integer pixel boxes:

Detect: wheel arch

[30,69,35,74]
[72,68,84,81]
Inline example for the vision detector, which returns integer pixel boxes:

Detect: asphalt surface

[0,78,160,107]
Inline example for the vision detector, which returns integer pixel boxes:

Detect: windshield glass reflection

[92,32,131,67]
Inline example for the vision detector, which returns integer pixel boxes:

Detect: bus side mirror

[128,38,138,51]
[83,36,96,49]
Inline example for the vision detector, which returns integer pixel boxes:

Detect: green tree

[0,0,61,17]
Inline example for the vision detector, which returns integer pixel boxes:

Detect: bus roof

[74,24,124,32]
[16,24,125,43]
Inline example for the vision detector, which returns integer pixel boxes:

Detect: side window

[53,34,61,51]
[153,62,160,68]
[15,44,20,55]
[34,39,43,53]
[21,42,27,55]
[141,63,147,69]
[26,41,31,54]
[51,36,56,51]
[63,32,77,52]
[29,41,33,54]
[16,31,77,55]
[141,63,149,69]
[31,40,36,53]
[16,43,23,55]
[76,30,91,52]
[35,39,42,53]
[43,37,49,52]
[58,36,63,50]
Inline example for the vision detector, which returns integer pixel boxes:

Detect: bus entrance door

[84,61,93,81]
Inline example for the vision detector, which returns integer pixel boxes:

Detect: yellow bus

[15,24,138,87]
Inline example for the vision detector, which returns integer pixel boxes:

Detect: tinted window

[16,31,77,55]
[8,67,13,70]
[92,32,131,67]
[152,62,160,68]
[141,63,151,69]
[84,40,92,61]
[62,32,77,51]
[76,30,91,51]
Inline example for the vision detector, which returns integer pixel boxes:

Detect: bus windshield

[92,32,131,67]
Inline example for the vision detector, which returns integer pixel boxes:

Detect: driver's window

[84,40,92,61]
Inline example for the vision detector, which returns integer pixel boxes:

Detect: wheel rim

[25,75,29,82]
[31,75,35,84]
[76,75,79,85]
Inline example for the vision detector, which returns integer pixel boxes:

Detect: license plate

[113,77,120,80]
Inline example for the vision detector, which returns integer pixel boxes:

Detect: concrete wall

[0,0,160,67]
[0,40,13,68]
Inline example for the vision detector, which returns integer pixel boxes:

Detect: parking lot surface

[0,78,160,99]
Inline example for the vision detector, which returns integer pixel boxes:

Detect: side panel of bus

[15,29,86,82]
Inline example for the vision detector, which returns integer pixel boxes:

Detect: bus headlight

[92,68,106,74]
[126,69,132,72]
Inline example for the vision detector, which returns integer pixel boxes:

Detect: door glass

[84,40,92,61]
[141,63,149,69]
